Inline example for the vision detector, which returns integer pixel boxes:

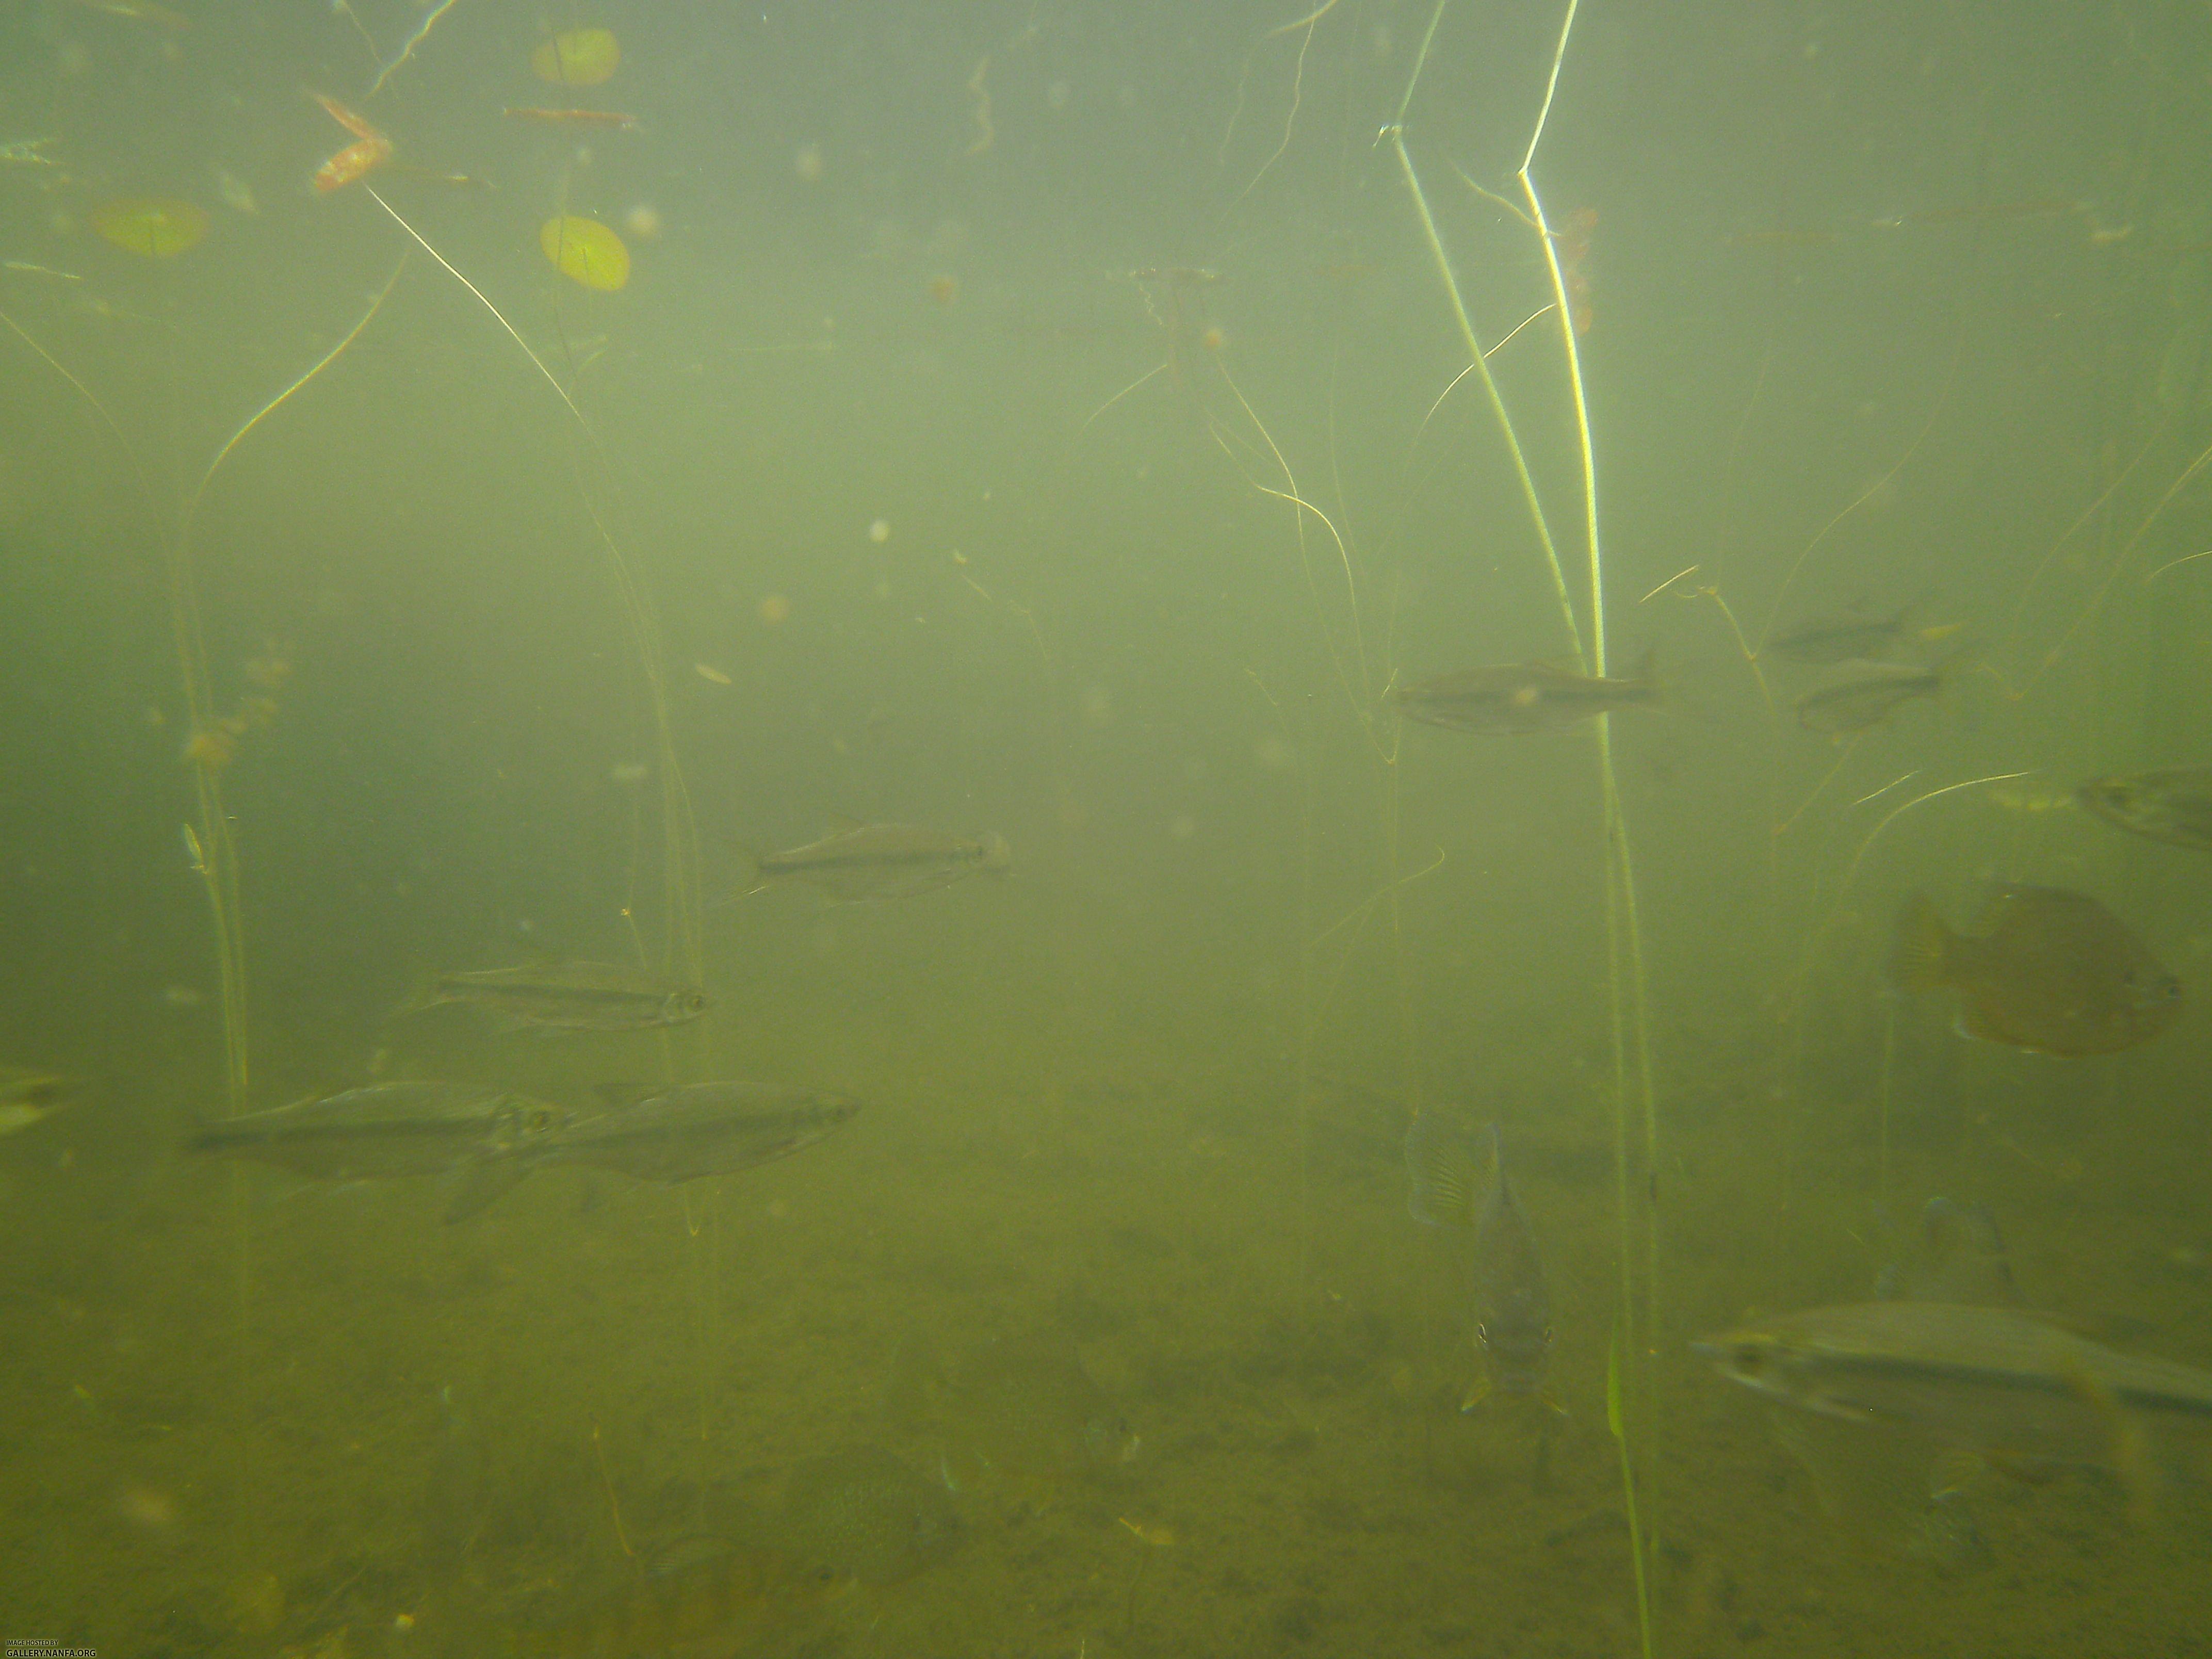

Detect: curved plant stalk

[1395,6,1656,1653]
[366,186,704,986]
[171,258,408,1114]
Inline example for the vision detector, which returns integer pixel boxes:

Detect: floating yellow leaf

[90,197,207,257]
[540,215,629,291]
[530,27,620,86]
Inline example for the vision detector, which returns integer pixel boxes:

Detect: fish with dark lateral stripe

[1392,652,1661,735]
[1697,1300,2212,1475]
[186,1082,567,1181]
[442,1082,858,1221]
[410,961,707,1031]
[2077,767,2212,851]
[745,822,1011,901]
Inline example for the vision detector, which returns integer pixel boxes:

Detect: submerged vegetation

[3,1,2211,1656]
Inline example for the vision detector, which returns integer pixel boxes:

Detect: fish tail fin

[1892,894,1954,993]
[1404,1110,1479,1228]
[183,1123,236,1157]
[441,1151,536,1224]
[1632,645,1663,705]
[716,849,769,906]
[1928,640,1981,693]
[393,967,452,1020]
[2053,1346,2161,1526]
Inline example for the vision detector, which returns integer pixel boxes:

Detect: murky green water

[5,2,2212,1654]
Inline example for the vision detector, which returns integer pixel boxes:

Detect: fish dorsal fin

[592,1081,647,1111]
[827,812,869,832]
[1915,1198,2024,1306]
[1881,1198,2024,1307]
[1404,1110,1480,1228]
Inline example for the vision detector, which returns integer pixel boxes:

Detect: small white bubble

[868,518,891,544]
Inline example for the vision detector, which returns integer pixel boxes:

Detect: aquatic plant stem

[1389,123,1584,663]
[366,185,704,984]
[1517,5,1658,1652]
[171,257,409,1120]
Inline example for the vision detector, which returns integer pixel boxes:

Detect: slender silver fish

[539,1082,859,1182]
[747,823,1012,901]
[412,962,708,1032]
[1392,652,1660,736]
[1794,658,1949,733]
[1696,1300,2212,1474]
[443,1082,859,1221]
[1766,607,1918,665]
[2077,767,2212,852]
[186,1082,568,1181]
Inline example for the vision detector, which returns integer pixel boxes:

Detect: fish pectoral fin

[1459,1374,1492,1414]
[1981,1448,2064,1487]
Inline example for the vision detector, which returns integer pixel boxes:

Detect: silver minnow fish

[2077,767,2212,852]
[413,962,708,1032]
[1793,658,1949,734]
[1392,651,1660,736]
[747,823,1012,902]
[444,1082,859,1221]
[539,1082,859,1182]
[186,1082,568,1182]
[1696,1300,2212,1474]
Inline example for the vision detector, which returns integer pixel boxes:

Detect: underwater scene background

[4,0,2212,1654]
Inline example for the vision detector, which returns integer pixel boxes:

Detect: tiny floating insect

[501,107,642,132]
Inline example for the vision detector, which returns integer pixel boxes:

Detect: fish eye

[1474,1322,1491,1346]
[1732,1345,1764,1375]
